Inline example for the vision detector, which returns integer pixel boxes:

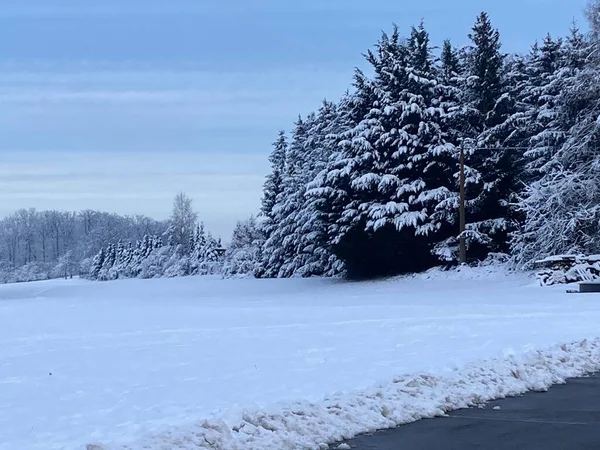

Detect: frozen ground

[1,268,600,449]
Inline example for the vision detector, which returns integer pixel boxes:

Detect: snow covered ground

[1,268,600,450]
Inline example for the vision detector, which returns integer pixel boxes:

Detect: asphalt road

[331,374,600,450]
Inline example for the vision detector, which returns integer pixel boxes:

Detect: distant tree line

[0,209,166,282]
[0,193,224,283]
[87,193,225,281]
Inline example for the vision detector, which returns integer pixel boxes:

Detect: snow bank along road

[1,269,600,449]
[331,373,600,450]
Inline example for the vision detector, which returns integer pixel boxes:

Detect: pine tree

[261,131,287,240]
[307,78,378,276]
[190,223,206,274]
[129,239,145,277]
[89,248,105,280]
[121,242,134,278]
[98,243,116,280]
[308,24,459,277]
[468,12,504,120]
[282,100,344,277]
[259,115,311,277]
[223,216,265,278]
[512,66,600,266]
[440,40,460,84]
[461,11,523,260]
[512,25,598,266]
[523,34,566,177]
[108,240,125,279]
[249,10,600,278]
[432,39,469,261]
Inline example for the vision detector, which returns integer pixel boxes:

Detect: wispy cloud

[0,62,350,105]
[0,0,405,18]
[0,89,306,105]
[0,62,351,152]
[0,61,351,234]
[0,151,269,237]
[0,1,219,18]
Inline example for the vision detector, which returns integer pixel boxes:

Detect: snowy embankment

[0,269,599,449]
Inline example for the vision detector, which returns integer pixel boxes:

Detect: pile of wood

[534,255,600,286]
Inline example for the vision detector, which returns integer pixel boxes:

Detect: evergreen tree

[467,12,504,120]
[307,77,378,276]
[512,65,600,266]
[309,28,411,278]
[430,40,464,261]
[261,131,287,239]
[98,243,116,280]
[250,10,600,278]
[259,116,311,277]
[440,40,460,84]
[89,248,105,280]
[309,24,459,277]
[461,12,523,260]
[523,35,566,177]
[512,25,598,266]
[282,100,344,277]
[190,223,206,274]
[401,23,459,258]
[223,216,265,278]
[120,242,134,278]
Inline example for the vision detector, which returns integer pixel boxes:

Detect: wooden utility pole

[459,146,467,264]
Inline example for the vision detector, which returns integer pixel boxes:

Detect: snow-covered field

[1,268,600,450]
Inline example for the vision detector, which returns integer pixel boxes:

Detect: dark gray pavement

[331,374,600,450]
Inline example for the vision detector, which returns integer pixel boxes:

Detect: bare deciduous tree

[586,0,600,42]
[169,192,198,253]
[0,208,168,282]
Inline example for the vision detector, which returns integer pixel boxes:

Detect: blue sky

[0,0,589,237]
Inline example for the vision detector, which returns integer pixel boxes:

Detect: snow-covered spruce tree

[259,115,312,278]
[89,247,105,280]
[403,24,461,265]
[137,237,170,279]
[309,24,459,278]
[260,131,287,240]
[310,28,410,278]
[180,223,223,276]
[197,232,223,275]
[189,223,206,275]
[254,132,287,277]
[280,100,345,278]
[126,237,147,278]
[428,39,468,262]
[97,243,116,281]
[460,11,524,260]
[511,30,600,267]
[163,245,190,278]
[519,24,590,181]
[116,242,135,278]
[521,34,566,179]
[222,216,265,278]
[106,241,125,280]
[306,81,377,278]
